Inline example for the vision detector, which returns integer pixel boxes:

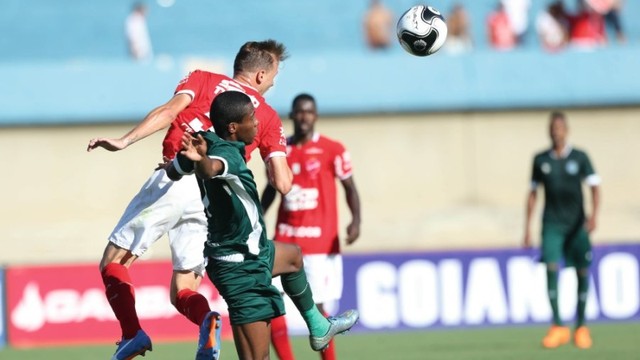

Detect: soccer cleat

[542,325,570,349]
[111,329,152,360]
[574,326,592,349]
[196,311,222,360]
[309,309,359,351]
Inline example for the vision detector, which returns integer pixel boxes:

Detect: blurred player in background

[166,91,359,359]
[524,111,601,350]
[363,0,394,49]
[262,94,361,360]
[125,2,153,61]
[86,40,292,360]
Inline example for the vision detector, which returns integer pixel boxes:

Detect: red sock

[320,311,336,360]
[320,338,336,360]
[271,315,295,360]
[101,263,141,339]
[175,289,212,326]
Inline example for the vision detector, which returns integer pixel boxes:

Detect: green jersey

[191,132,269,261]
[531,146,598,227]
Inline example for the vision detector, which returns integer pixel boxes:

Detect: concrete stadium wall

[1,108,638,265]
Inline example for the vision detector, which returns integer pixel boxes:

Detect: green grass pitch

[1,322,637,359]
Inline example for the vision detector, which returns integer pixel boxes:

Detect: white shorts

[302,254,343,304]
[109,169,207,275]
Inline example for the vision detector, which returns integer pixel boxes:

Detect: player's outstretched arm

[188,134,225,179]
[86,93,192,152]
[267,156,293,195]
[341,176,361,245]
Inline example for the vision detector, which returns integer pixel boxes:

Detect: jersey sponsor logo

[277,224,322,238]
[541,162,551,174]
[565,160,579,175]
[283,185,319,211]
[279,127,286,146]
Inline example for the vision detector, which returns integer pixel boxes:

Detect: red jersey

[274,133,353,254]
[568,11,606,47]
[162,70,286,162]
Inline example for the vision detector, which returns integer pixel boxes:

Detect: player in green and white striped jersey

[167,91,358,359]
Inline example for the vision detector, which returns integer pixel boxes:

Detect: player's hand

[345,222,360,245]
[87,137,128,152]
[523,232,532,248]
[179,133,204,161]
[586,216,597,233]
[155,156,171,170]
[192,134,208,157]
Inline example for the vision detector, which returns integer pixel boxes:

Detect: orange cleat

[542,325,570,349]
[574,326,592,349]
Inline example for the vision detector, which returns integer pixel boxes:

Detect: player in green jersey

[166,91,358,360]
[524,111,601,350]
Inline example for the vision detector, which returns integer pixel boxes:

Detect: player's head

[549,111,568,146]
[133,2,147,14]
[289,93,318,137]
[210,91,257,145]
[233,40,289,95]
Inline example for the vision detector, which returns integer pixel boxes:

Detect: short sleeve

[530,156,542,190]
[253,109,287,162]
[174,70,203,100]
[333,142,353,180]
[208,145,241,179]
[581,152,601,186]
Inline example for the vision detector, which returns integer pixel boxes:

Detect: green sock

[576,270,589,328]
[281,269,329,336]
[547,268,562,326]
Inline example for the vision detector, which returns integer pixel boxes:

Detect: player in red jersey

[262,93,361,360]
[86,40,292,360]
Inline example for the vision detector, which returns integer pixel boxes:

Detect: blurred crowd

[448,0,626,54]
[362,0,627,55]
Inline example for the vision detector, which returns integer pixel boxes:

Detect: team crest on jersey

[541,162,551,174]
[305,158,321,178]
[565,160,579,175]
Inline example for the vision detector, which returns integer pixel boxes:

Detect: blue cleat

[111,329,152,360]
[196,311,222,360]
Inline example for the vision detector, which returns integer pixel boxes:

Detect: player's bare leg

[171,269,222,359]
[232,321,271,360]
[272,242,358,352]
[99,243,152,359]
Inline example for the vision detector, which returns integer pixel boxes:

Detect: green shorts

[541,221,592,268]
[206,240,285,325]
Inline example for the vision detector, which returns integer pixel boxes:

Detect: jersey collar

[549,144,573,159]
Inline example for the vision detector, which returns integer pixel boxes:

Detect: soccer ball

[396,5,448,57]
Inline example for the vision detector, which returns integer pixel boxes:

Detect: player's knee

[577,267,590,277]
[290,244,303,271]
[546,263,559,272]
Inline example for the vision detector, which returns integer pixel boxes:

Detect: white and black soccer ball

[397,5,448,57]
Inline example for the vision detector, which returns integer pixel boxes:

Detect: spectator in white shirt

[125,3,153,61]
